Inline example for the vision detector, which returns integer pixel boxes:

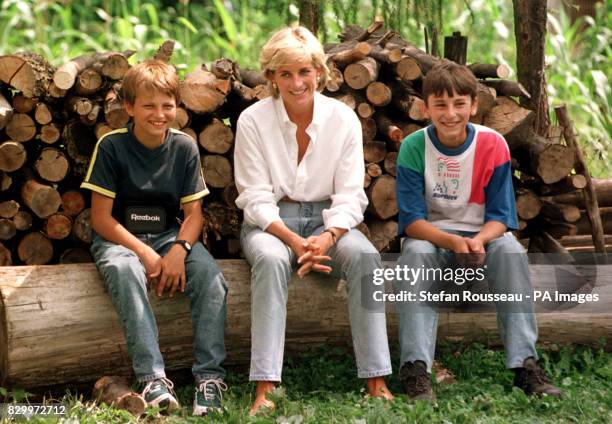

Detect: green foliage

[547,2,611,178]
[4,344,610,423]
[0,0,608,175]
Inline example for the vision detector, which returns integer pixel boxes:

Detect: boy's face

[423,90,478,147]
[125,89,177,146]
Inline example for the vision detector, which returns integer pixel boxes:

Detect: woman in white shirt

[234,26,393,415]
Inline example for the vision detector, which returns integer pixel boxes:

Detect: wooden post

[555,105,607,255]
[444,31,468,65]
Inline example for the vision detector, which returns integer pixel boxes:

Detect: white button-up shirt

[234,92,367,231]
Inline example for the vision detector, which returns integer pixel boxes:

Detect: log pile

[0,24,609,266]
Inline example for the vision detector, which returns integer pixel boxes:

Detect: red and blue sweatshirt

[396,123,518,234]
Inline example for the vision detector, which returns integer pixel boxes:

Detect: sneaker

[141,377,180,412]
[193,378,228,416]
[513,357,562,397]
[399,360,436,401]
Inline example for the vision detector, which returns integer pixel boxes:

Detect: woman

[234,26,393,416]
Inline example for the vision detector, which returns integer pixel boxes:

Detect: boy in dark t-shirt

[81,60,227,416]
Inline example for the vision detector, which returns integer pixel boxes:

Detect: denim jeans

[394,231,538,371]
[91,227,228,383]
[241,201,392,381]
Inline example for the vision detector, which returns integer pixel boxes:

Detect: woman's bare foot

[367,376,394,400]
[248,381,276,416]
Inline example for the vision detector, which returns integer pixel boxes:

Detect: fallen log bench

[1,260,611,388]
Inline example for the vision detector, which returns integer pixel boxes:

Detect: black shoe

[513,357,562,398]
[399,360,436,401]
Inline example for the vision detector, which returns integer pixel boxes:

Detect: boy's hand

[140,246,163,284]
[156,245,187,298]
[448,234,471,254]
[464,237,486,267]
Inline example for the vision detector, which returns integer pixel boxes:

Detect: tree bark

[1,262,610,388]
[299,0,319,35]
[513,0,550,136]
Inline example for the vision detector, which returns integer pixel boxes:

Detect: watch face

[185,241,192,251]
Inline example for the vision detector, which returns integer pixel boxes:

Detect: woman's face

[271,61,321,112]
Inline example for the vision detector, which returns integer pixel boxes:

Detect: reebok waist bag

[124,206,167,233]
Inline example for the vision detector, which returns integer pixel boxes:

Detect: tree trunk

[299,0,319,35]
[1,261,610,388]
[513,0,550,136]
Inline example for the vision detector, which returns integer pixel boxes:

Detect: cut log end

[17,232,53,265]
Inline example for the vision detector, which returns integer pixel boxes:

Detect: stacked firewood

[0,26,608,266]
[319,23,609,254]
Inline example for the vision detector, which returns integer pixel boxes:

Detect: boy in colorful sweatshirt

[395,60,561,400]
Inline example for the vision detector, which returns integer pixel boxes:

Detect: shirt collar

[274,91,324,129]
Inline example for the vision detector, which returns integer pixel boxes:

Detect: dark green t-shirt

[81,123,208,228]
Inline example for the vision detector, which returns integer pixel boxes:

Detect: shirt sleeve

[484,136,518,230]
[234,113,281,230]
[80,137,119,199]
[322,111,367,230]
[180,142,209,204]
[396,132,428,235]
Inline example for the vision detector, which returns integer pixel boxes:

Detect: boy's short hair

[259,26,330,98]
[422,60,478,102]
[121,59,180,105]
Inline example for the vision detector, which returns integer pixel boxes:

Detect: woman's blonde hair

[259,26,329,98]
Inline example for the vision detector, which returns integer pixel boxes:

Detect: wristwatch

[174,239,192,254]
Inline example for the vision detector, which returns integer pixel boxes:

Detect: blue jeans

[91,227,228,383]
[241,201,392,381]
[394,231,538,371]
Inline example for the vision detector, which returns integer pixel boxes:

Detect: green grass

[4,343,610,423]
